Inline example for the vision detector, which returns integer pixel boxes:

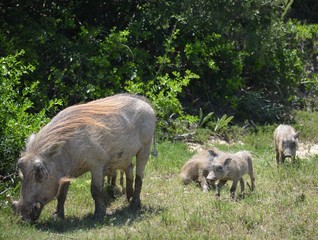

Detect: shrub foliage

[0,0,317,177]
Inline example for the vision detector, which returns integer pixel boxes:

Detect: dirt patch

[186,137,228,152]
[187,138,318,159]
[297,142,318,158]
[187,136,244,152]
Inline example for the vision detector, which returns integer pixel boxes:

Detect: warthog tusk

[6,194,13,205]
[35,202,41,209]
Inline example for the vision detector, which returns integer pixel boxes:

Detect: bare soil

[297,142,318,158]
[187,137,318,159]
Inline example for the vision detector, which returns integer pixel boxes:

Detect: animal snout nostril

[207,176,216,181]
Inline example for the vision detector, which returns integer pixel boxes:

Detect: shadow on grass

[35,204,165,233]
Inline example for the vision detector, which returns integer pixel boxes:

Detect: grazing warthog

[10,93,156,221]
[274,124,300,165]
[180,148,221,192]
[206,149,255,200]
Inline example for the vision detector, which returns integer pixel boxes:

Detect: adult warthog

[9,93,156,221]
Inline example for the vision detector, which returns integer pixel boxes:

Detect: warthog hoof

[52,211,65,221]
[52,211,65,220]
[129,198,141,210]
[93,211,106,219]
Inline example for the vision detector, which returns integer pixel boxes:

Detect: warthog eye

[216,166,223,172]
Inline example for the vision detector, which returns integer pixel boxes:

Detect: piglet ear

[34,160,49,181]
[208,149,219,158]
[224,158,232,166]
[294,131,300,139]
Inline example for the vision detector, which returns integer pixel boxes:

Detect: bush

[0,51,62,177]
[0,0,315,137]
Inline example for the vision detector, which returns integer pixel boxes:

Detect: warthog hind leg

[91,168,106,218]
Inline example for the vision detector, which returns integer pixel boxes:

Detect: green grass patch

[1,111,318,239]
[293,110,318,143]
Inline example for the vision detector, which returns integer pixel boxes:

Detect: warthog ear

[34,160,49,181]
[208,149,219,158]
[294,132,300,139]
[223,158,232,166]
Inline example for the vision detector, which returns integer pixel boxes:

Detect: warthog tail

[151,129,158,157]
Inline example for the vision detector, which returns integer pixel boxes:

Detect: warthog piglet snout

[206,173,216,181]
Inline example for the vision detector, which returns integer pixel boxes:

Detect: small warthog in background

[206,149,255,200]
[105,164,133,198]
[274,124,300,165]
[180,148,221,192]
[9,93,156,221]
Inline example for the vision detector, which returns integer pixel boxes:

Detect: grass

[1,111,318,239]
[293,110,318,143]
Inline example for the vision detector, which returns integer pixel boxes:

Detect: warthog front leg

[276,149,281,165]
[281,155,286,164]
[53,181,70,219]
[198,169,209,193]
[230,180,239,200]
[216,179,227,199]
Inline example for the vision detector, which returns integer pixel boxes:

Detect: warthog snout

[283,148,295,158]
[8,195,43,221]
[283,153,292,158]
[206,172,216,181]
[20,202,43,222]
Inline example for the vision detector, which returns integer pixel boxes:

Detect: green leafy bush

[0,0,316,136]
[0,51,62,178]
